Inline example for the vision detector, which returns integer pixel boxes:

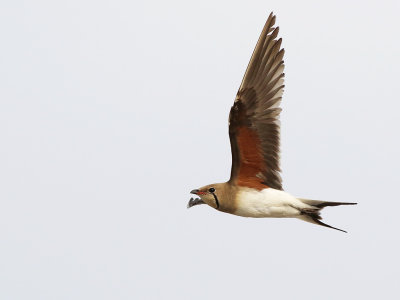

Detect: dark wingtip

[313,216,349,233]
[301,209,350,233]
[313,218,348,233]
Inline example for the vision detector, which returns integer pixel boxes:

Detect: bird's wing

[228,13,285,190]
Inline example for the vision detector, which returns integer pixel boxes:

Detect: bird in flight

[188,13,356,232]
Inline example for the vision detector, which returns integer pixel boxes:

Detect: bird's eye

[208,187,215,193]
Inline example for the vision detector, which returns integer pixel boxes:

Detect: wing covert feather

[229,13,285,190]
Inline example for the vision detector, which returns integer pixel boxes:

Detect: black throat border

[211,192,220,209]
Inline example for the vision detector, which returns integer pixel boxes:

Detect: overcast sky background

[1,0,400,299]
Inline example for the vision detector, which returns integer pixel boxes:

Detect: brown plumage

[188,13,357,232]
[228,13,284,191]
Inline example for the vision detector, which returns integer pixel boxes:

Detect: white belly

[234,188,308,218]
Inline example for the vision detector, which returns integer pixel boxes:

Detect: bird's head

[187,183,225,210]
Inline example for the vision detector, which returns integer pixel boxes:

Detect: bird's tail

[297,199,357,233]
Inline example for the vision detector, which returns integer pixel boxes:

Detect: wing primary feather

[255,38,283,90]
[228,13,285,190]
[252,29,280,87]
[239,14,276,90]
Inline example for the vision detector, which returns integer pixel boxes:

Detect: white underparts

[234,187,311,218]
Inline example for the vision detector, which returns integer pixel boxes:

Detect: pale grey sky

[1,0,400,299]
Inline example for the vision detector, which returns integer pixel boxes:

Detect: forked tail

[298,199,357,233]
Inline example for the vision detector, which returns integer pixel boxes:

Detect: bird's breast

[233,187,303,218]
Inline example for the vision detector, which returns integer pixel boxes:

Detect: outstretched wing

[228,13,285,190]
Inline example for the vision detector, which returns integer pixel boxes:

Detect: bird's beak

[190,189,199,195]
[187,197,205,209]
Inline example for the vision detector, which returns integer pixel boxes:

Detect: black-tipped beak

[190,189,199,195]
